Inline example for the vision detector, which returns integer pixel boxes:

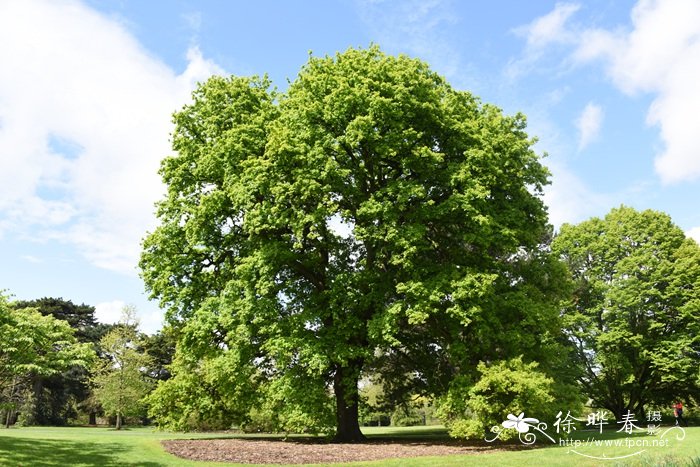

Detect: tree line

[0,297,173,429]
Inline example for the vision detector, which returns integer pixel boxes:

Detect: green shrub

[438,356,556,439]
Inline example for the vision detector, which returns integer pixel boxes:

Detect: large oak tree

[141,47,567,441]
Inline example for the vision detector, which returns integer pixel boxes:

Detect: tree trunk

[332,359,366,443]
[32,375,43,425]
[115,413,122,430]
[88,412,97,425]
[5,377,16,428]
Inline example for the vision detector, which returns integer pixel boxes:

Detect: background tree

[10,298,111,425]
[138,327,176,382]
[92,306,153,430]
[358,381,391,427]
[12,297,108,343]
[552,206,700,418]
[141,46,570,441]
[0,293,94,427]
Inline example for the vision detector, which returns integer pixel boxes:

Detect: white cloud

[543,161,612,229]
[575,102,604,151]
[687,227,700,244]
[507,3,580,79]
[515,2,581,49]
[0,0,223,275]
[95,300,127,326]
[576,0,700,95]
[533,0,700,184]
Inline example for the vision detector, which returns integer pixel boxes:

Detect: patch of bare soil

[162,438,494,465]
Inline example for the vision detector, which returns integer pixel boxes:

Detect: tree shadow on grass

[0,435,162,467]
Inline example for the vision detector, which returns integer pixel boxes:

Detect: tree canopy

[552,206,700,418]
[12,297,108,343]
[141,46,569,441]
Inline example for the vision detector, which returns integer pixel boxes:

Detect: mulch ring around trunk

[162,437,505,465]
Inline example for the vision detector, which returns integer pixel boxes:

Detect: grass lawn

[1,425,699,466]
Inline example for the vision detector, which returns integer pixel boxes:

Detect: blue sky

[1,0,699,333]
